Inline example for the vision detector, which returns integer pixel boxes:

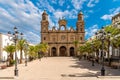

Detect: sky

[0,0,120,44]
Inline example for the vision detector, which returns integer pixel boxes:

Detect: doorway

[59,46,66,56]
[70,47,75,56]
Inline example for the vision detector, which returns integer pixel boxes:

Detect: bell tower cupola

[42,10,48,21]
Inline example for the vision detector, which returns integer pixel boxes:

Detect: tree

[28,45,37,61]
[36,43,49,57]
[92,39,101,60]
[104,25,120,58]
[3,44,15,66]
[78,45,87,55]
[23,41,29,59]
[17,39,26,63]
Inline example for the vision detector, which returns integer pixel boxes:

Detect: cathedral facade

[40,10,85,56]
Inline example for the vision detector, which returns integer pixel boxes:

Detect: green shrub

[10,59,15,65]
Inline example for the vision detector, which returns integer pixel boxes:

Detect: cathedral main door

[51,47,57,56]
[59,46,66,56]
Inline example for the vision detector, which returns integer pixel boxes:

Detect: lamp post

[95,27,106,76]
[8,27,23,76]
[24,41,28,66]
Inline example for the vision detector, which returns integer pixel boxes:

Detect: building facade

[112,13,120,28]
[0,33,12,61]
[0,33,26,62]
[40,10,85,56]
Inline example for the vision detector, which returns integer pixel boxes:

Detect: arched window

[80,37,82,40]
[60,26,65,30]
[44,37,46,40]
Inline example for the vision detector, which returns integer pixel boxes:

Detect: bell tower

[76,11,85,44]
[41,10,49,43]
[76,11,84,32]
[41,10,49,32]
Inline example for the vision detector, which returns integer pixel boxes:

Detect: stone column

[49,47,51,56]
[57,46,59,56]
[67,47,69,56]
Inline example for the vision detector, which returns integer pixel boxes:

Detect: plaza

[0,57,120,80]
[0,0,120,80]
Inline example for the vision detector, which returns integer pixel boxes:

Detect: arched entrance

[51,47,57,56]
[59,46,66,56]
[70,47,75,56]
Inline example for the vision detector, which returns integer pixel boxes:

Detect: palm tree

[28,45,37,61]
[17,39,26,63]
[3,44,15,66]
[104,25,120,59]
[73,40,79,56]
[92,39,101,63]
[36,43,49,57]
[23,41,29,64]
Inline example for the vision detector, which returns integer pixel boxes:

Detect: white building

[112,13,120,28]
[0,33,12,61]
[0,33,25,62]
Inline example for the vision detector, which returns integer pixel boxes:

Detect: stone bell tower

[41,10,49,43]
[76,11,85,45]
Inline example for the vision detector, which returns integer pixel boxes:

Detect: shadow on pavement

[61,71,99,77]
[69,58,120,76]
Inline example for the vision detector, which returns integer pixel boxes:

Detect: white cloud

[37,0,55,12]
[101,7,120,20]
[87,0,99,7]
[101,14,113,20]
[51,0,57,4]
[85,24,99,37]
[53,9,77,19]
[58,0,65,6]
[0,0,41,44]
[25,32,40,44]
[71,0,86,10]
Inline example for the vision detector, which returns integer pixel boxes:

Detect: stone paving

[0,57,120,80]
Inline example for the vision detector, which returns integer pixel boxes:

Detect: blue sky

[0,0,120,44]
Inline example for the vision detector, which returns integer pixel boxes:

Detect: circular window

[61,35,65,40]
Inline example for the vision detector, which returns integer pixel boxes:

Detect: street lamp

[95,27,106,76]
[8,26,23,76]
[24,41,28,66]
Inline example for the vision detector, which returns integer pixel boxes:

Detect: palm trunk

[10,53,13,60]
[20,49,22,64]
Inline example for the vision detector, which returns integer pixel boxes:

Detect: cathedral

[40,10,85,56]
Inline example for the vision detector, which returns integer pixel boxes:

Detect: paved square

[0,57,120,80]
